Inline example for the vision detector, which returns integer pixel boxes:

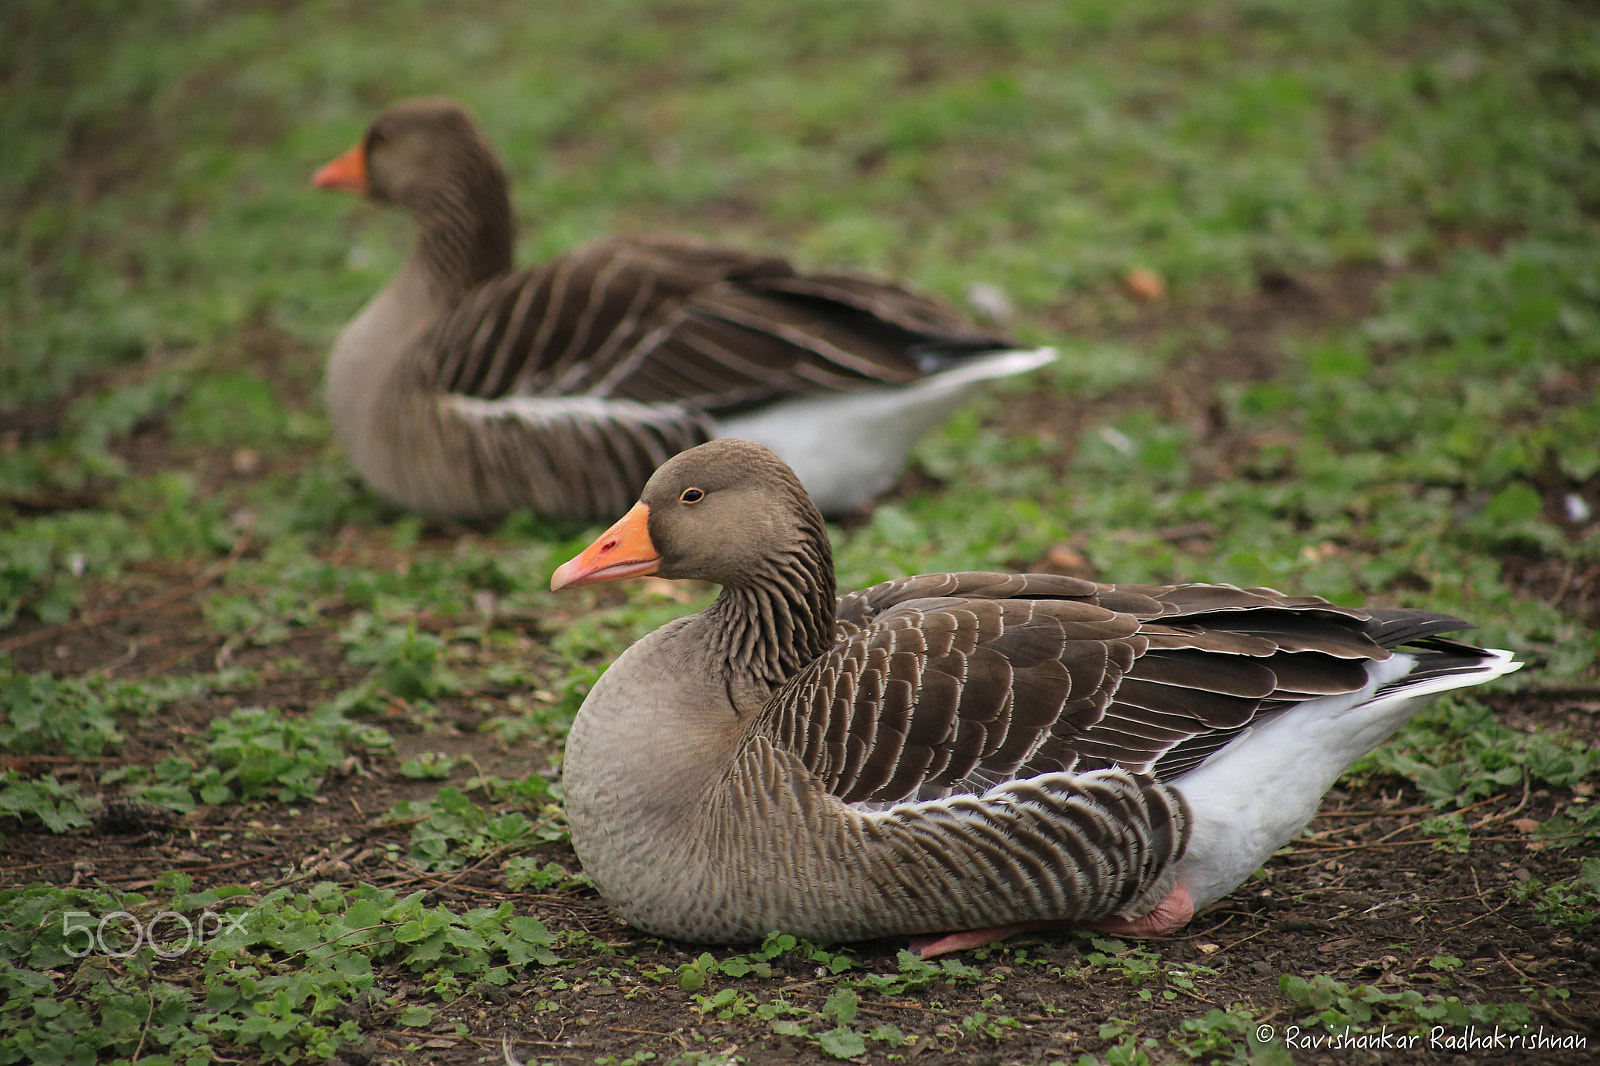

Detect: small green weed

[1537,799,1600,850]
[339,614,461,704]
[170,373,290,448]
[397,751,464,779]
[694,986,756,1020]
[1368,700,1598,810]
[481,691,578,747]
[0,474,237,627]
[1072,937,1219,1004]
[102,704,392,809]
[389,784,565,871]
[0,662,233,760]
[851,949,983,995]
[766,984,915,1060]
[959,993,1022,1039]
[1279,972,1533,1035]
[1086,1020,1161,1066]
[202,580,330,650]
[465,770,563,806]
[1415,811,1473,854]
[1173,1006,1260,1061]
[0,773,98,833]
[504,857,585,892]
[665,939,943,1059]
[1,666,128,757]
[1511,857,1600,934]
[595,1053,661,1066]
[1353,699,1600,854]
[206,706,391,802]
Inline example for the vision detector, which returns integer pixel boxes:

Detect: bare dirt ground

[3,265,1598,1065]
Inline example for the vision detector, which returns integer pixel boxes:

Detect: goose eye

[679,487,705,505]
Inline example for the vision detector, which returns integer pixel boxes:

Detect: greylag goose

[550,439,1522,956]
[312,99,1053,520]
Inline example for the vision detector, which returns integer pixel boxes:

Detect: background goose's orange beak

[312,143,368,192]
[550,503,661,590]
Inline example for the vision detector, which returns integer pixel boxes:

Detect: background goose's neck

[704,509,837,695]
[407,165,514,300]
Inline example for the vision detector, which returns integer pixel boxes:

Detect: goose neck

[704,539,837,694]
[408,176,514,301]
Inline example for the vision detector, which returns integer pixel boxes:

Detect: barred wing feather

[761,579,1415,809]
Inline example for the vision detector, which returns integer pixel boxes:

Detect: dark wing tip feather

[1362,608,1474,648]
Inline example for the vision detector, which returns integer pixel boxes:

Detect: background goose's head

[552,439,831,591]
[313,98,507,213]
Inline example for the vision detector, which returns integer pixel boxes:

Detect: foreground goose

[312,99,1053,520]
[549,439,1522,956]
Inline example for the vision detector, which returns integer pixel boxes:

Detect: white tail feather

[720,347,1056,514]
[1173,647,1521,911]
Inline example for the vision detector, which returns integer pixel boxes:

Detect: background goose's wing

[763,577,1411,806]
[430,393,714,520]
[428,236,1011,408]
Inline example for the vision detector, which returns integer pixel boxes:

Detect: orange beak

[312,143,368,193]
[550,503,661,590]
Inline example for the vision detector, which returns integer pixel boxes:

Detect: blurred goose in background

[312,98,1053,521]
[550,439,1521,956]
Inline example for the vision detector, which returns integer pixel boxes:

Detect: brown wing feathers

[427,236,1005,411]
[765,580,1406,806]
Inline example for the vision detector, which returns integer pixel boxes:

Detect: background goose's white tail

[1171,644,1521,913]
[719,346,1056,515]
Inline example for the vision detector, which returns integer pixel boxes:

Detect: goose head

[551,439,831,592]
[314,99,506,207]
[313,98,514,292]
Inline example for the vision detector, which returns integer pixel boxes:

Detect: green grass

[0,878,561,1065]
[3,0,1599,1063]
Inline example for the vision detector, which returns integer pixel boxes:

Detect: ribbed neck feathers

[409,160,513,300]
[697,470,837,691]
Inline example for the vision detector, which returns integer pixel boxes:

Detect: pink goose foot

[907,922,1049,958]
[907,884,1196,959]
